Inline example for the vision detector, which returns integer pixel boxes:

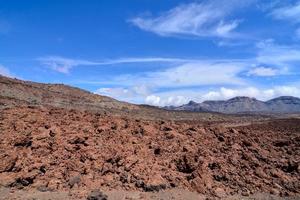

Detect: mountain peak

[187,100,198,105]
[268,96,300,101]
[227,96,257,102]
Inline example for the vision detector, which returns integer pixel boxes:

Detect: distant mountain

[165,96,300,114]
[266,96,300,113]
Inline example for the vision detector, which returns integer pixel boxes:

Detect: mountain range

[165,96,300,114]
[0,75,226,121]
[2,75,300,115]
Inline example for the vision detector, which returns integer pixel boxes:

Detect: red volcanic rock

[0,152,17,173]
[0,106,299,198]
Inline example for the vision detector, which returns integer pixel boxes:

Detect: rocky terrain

[165,96,300,114]
[0,75,246,122]
[0,75,299,199]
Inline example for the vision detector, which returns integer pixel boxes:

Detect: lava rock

[87,189,108,200]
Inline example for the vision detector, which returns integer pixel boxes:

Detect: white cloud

[95,85,151,98]
[145,95,162,106]
[96,57,191,65]
[38,56,195,73]
[247,66,281,77]
[0,65,14,78]
[269,2,300,39]
[145,61,246,87]
[95,60,248,91]
[94,84,152,103]
[256,40,300,66]
[145,95,187,107]
[130,1,252,38]
[202,86,300,102]
[271,1,300,23]
[215,20,240,36]
[96,87,133,98]
[38,56,100,74]
[202,87,261,100]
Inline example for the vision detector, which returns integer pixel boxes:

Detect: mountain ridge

[165,96,300,114]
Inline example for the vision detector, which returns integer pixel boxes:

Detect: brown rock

[0,154,17,172]
[87,189,108,200]
[13,135,32,147]
[270,188,280,195]
[241,190,250,196]
[214,187,227,198]
[68,175,81,188]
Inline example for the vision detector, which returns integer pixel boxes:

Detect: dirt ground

[0,106,299,199]
[1,187,300,200]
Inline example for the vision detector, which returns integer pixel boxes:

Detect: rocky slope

[0,75,138,113]
[166,96,300,114]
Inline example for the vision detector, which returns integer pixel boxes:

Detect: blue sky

[1,0,300,106]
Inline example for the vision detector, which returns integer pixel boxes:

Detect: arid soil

[0,106,299,199]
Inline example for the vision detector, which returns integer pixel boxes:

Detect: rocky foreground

[0,106,299,199]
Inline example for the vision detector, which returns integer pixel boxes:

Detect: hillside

[0,75,138,113]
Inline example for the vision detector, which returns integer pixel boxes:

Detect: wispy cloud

[142,61,247,87]
[269,1,300,38]
[94,59,249,87]
[130,0,253,38]
[256,39,300,66]
[94,84,152,104]
[247,66,289,77]
[95,57,193,65]
[270,1,300,23]
[38,56,195,73]
[37,56,99,74]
